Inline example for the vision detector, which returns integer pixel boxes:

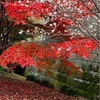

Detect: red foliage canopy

[3,0,94,25]
[0,0,97,74]
[0,39,96,73]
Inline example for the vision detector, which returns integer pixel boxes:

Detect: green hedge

[26,72,99,100]
[25,64,99,100]
[82,71,99,83]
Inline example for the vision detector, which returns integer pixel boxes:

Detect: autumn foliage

[3,1,53,25]
[0,39,96,74]
[0,0,97,74]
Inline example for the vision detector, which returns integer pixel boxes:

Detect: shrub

[26,75,35,82]
[94,75,99,83]
[23,70,29,77]
[82,71,99,83]
[41,80,49,87]
[35,79,41,84]
[41,80,54,89]
[60,85,77,96]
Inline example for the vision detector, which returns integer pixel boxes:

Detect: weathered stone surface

[68,48,100,68]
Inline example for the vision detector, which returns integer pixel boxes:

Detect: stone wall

[68,48,100,70]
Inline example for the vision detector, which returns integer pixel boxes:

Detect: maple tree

[0,0,99,74]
